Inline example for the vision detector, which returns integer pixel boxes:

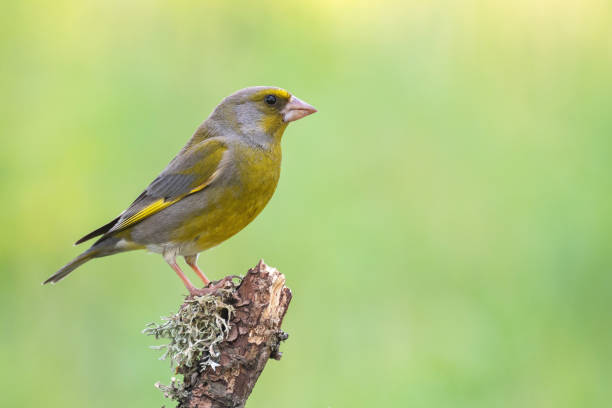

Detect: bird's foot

[187,275,241,297]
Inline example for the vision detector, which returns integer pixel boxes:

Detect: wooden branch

[175,260,292,408]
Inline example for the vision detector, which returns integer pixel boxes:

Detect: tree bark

[176,260,292,408]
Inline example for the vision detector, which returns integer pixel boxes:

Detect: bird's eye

[265,94,277,105]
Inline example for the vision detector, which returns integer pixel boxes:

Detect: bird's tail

[43,237,122,285]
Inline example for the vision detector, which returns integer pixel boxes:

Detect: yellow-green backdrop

[1,1,611,407]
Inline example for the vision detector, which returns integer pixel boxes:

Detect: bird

[44,86,317,294]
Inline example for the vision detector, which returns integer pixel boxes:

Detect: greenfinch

[44,86,317,294]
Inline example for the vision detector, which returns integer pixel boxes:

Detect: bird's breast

[170,143,282,253]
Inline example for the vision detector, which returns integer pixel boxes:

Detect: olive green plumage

[44,86,317,291]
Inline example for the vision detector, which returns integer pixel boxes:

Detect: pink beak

[281,95,317,123]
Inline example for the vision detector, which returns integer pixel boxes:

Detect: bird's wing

[109,138,228,233]
[76,138,228,244]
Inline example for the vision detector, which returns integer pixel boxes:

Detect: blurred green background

[1,1,611,407]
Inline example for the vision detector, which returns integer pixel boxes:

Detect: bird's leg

[168,262,200,294]
[185,254,210,286]
[178,254,236,297]
[164,251,198,294]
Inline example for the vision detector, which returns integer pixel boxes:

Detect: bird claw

[187,275,240,297]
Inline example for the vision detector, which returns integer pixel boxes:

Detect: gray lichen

[143,290,235,401]
[155,377,190,401]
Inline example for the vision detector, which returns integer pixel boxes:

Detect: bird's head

[210,86,317,144]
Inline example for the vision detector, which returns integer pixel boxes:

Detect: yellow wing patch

[111,179,216,232]
[113,199,172,232]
